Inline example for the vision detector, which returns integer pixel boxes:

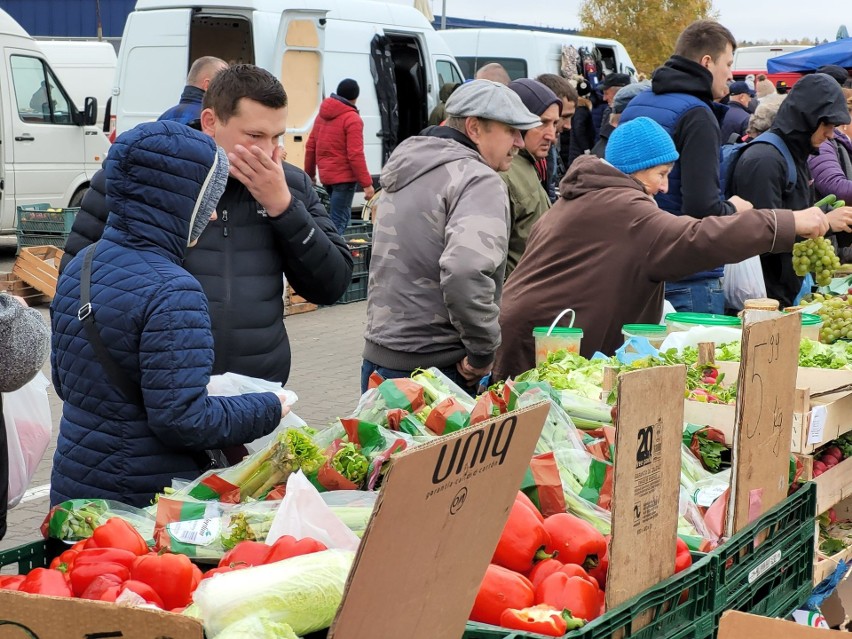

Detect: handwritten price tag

[808,405,828,446]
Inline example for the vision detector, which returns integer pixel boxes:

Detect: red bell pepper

[201,564,250,580]
[131,552,195,611]
[528,558,564,589]
[122,579,166,608]
[500,604,585,636]
[73,547,138,570]
[588,535,610,590]
[91,517,148,555]
[265,535,328,564]
[543,513,607,571]
[675,538,692,573]
[492,495,552,573]
[535,572,601,623]
[18,568,74,598]
[190,563,202,591]
[218,540,272,568]
[70,561,131,597]
[469,564,535,626]
[49,548,81,573]
[80,574,125,602]
[515,491,545,522]
[0,575,26,591]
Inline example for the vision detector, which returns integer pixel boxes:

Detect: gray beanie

[0,294,49,393]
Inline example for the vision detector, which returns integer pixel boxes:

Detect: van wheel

[69,188,87,208]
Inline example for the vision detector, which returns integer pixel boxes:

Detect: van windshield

[456,57,527,81]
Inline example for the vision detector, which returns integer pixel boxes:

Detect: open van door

[114,9,191,134]
[273,9,327,171]
[370,34,399,164]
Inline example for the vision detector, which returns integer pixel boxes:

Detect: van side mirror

[83,97,98,126]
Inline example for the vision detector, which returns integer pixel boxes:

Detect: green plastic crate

[337,273,368,304]
[16,204,78,234]
[708,483,815,633]
[343,219,372,243]
[463,553,716,639]
[16,232,67,253]
[0,539,59,575]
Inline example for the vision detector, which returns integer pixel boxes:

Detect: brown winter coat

[493,155,797,378]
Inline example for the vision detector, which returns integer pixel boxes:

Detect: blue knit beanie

[605,116,679,175]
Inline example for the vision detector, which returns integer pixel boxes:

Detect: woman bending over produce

[493,116,830,378]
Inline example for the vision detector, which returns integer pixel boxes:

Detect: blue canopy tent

[768,38,852,73]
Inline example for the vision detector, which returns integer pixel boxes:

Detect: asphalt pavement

[0,236,366,551]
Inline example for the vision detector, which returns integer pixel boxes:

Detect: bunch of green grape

[793,237,841,286]
[812,293,852,343]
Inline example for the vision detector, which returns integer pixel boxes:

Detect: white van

[0,11,109,233]
[441,28,637,82]
[36,40,117,129]
[113,0,465,177]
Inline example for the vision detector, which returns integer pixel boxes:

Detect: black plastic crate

[337,274,368,304]
[343,219,372,243]
[349,242,372,276]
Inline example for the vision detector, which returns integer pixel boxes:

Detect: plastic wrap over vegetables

[193,549,355,637]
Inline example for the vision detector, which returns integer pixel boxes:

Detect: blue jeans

[665,277,725,314]
[326,182,357,236]
[360,359,477,396]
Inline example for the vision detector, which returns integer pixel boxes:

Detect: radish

[813,460,828,476]
[824,446,844,460]
[823,456,840,469]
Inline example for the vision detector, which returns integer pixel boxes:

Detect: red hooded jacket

[304,95,371,188]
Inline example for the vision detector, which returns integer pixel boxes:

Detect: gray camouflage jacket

[363,130,510,370]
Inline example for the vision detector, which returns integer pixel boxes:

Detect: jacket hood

[319,94,358,120]
[560,154,647,201]
[103,120,229,263]
[771,73,851,158]
[380,128,485,192]
[652,56,715,103]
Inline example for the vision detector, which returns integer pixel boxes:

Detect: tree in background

[579,0,715,74]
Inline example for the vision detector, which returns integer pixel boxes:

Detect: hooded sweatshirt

[731,73,851,307]
[493,155,797,377]
[364,127,510,371]
[50,121,282,507]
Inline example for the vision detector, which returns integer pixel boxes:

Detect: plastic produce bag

[659,325,742,354]
[266,471,361,551]
[207,373,302,454]
[4,372,52,507]
[723,256,767,311]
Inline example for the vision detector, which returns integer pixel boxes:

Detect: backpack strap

[751,131,797,193]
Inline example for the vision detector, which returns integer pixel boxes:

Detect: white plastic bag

[3,372,52,507]
[659,326,743,354]
[723,256,767,311]
[265,471,361,551]
[206,373,303,454]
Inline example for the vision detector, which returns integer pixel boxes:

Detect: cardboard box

[330,401,549,639]
[683,359,852,455]
[0,590,205,638]
[718,610,840,637]
[1,402,550,639]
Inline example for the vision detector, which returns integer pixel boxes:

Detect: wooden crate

[12,246,63,299]
[814,494,852,584]
[0,272,45,305]
[285,285,316,316]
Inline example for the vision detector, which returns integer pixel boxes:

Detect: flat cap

[602,73,631,90]
[612,81,650,114]
[445,80,541,130]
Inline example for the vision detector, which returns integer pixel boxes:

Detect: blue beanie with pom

[605,116,679,175]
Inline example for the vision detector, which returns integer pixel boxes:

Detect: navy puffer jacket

[50,121,282,507]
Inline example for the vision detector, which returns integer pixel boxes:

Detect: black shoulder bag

[77,244,228,471]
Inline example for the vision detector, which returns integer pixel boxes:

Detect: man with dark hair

[61,64,353,385]
[620,20,752,314]
[159,56,228,125]
[535,73,578,199]
[304,78,374,234]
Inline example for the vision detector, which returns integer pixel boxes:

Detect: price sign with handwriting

[727,311,801,535]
